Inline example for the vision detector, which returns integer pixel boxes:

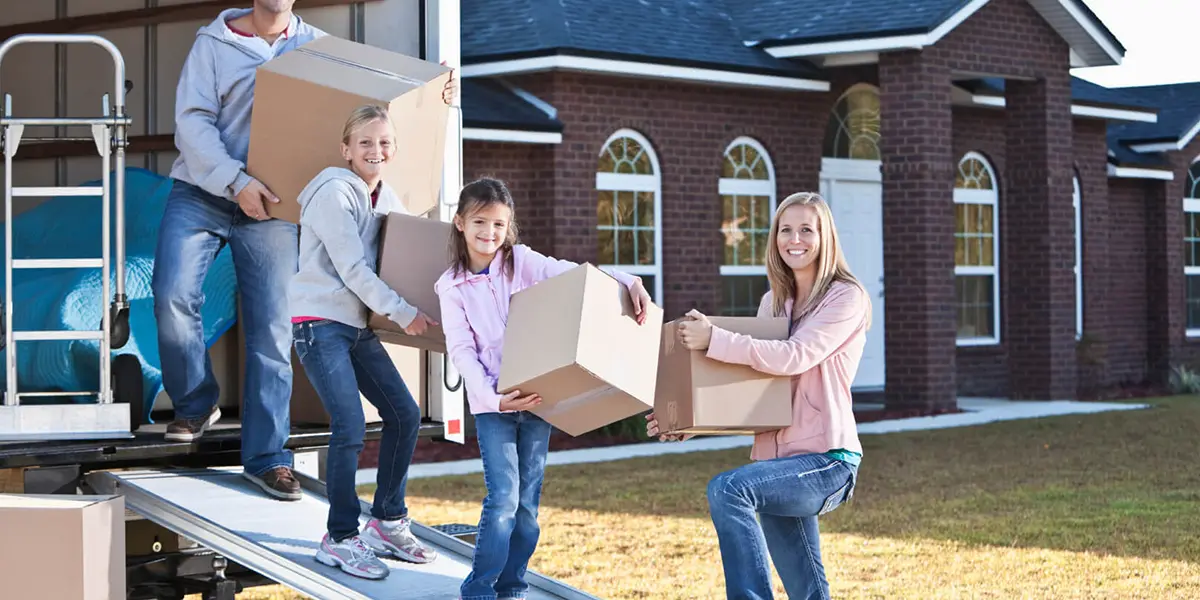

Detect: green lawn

[238,396,1200,599]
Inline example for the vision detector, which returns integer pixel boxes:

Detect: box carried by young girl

[498,264,664,436]
[370,211,454,353]
[654,316,793,435]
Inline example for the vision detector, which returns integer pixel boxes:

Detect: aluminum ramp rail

[86,467,600,600]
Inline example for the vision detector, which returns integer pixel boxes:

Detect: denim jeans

[292,320,422,541]
[460,411,553,600]
[151,180,297,476]
[707,453,858,600]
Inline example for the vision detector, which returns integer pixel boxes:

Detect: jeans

[707,453,858,600]
[293,320,422,541]
[460,411,553,600]
[151,180,298,476]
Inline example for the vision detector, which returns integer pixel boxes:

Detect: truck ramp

[87,467,598,600]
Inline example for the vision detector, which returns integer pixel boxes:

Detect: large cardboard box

[235,312,425,427]
[248,35,453,223]
[0,494,124,600]
[498,264,664,436]
[655,317,793,435]
[369,211,454,353]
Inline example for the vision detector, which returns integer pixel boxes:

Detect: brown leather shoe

[242,466,302,501]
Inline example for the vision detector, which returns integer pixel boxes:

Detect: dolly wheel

[112,353,144,431]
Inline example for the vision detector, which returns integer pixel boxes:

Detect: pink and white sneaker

[314,533,389,580]
[360,517,438,564]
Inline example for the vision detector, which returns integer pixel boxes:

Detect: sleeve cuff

[390,302,419,329]
[231,171,254,197]
[706,326,733,361]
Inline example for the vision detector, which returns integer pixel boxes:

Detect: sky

[1072,0,1200,88]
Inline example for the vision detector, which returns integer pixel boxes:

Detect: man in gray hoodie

[153,0,324,500]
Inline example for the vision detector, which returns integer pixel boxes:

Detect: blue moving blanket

[0,167,238,423]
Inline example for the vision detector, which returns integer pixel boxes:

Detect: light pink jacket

[434,244,640,415]
[706,281,870,461]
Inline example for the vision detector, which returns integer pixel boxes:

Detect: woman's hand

[678,309,713,351]
[644,412,693,442]
[499,389,541,412]
[628,278,652,325]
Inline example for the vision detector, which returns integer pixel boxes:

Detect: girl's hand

[404,312,438,336]
[645,412,693,442]
[499,389,541,412]
[628,278,652,325]
[678,309,713,350]
[441,61,458,105]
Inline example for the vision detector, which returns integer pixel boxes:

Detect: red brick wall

[1104,178,1151,384]
[1073,120,1116,392]
[462,141,556,253]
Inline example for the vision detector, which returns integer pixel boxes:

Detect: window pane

[616,191,635,226]
[956,275,995,339]
[824,87,881,160]
[1188,162,1200,199]
[597,191,614,227]
[736,231,754,266]
[636,191,655,227]
[598,230,616,264]
[956,157,994,190]
[979,205,994,266]
[637,230,655,265]
[721,275,770,316]
[1186,212,1200,268]
[751,232,769,266]
[1189,275,1200,329]
[617,230,635,264]
[753,195,771,228]
[599,136,655,175]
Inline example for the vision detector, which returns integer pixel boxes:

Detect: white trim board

[1127,118,1200,154]
[761,0,1121,68]
[1106,164,1174,180]
[463,127,562,144]
[960,93,1157,123]
[462,55,830,92]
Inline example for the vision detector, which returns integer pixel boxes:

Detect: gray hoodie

[168,8,326,201]
[288,167,419,329]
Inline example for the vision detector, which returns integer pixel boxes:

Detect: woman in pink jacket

[647,191,872,600]
[435,178,652,600]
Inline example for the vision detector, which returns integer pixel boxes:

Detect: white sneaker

[361,517,438,564]
[314,533,389,580]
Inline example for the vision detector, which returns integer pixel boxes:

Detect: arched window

[954,152,1000,345]
[1073,174,1083,339]
[719,137,776,315]
[597,129,662,303]
[1185,159,1200,336]
[823,84,881,160]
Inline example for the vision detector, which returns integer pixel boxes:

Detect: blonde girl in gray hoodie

[287,105,439,580]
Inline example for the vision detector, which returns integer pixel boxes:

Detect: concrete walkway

[355,397,1150,484]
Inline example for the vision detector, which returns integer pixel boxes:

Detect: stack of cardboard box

[245,35,793,437]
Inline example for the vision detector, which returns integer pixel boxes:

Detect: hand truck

[0,33,142,441]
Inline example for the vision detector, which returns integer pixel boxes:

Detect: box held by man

[248,35,452,222]
[655,316,793,435]
[498,264,663,436]
[0,494,124,600]
[370,211,454,353]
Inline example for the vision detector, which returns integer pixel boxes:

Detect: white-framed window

[824,83,881,160]
[954,152,1001,345]
[1074,174,1083,339]
[719,137,777,316]
[597,129,663,303]
[1185,159,1200,337]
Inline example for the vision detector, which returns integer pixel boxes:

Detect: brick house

[452,0,1194,412]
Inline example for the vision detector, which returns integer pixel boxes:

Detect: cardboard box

[0,494,124,600]
[248,35,453,223]
[235,312,425,427]
[655,317,794,435]
[498,264,664,436]
[369,211,454,353]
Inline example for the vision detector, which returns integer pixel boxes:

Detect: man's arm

[172,37,254,200]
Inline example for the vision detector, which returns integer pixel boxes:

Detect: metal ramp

[86,467,599,600]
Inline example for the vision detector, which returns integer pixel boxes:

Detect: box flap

[260,36,451,102]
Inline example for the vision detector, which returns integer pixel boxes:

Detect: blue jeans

[151,180,297,476]
[707,453,858,600]
[461,411,553,600]
[293,320,422,541]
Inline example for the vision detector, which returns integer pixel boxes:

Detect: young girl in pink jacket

[435,178,651,600]
[647,191,871,600]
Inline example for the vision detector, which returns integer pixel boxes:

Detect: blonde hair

[765,191,871,328]
[341,104,394,144]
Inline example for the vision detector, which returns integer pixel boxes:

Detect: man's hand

[499,389,541,412]
[404,312,438,336]
[441,61,458,105]
[678,309,714,351]
[236,178,279,221]
[628,278,652,325]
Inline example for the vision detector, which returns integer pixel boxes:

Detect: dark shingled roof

[461,0,824,78]
[730,0,973,45]
[1106,81,1200,145]
[462,79,561,132]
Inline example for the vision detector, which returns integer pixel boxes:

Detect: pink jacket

[434,244,640,415]
[706,281,870,461]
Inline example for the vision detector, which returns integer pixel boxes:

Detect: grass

[233,396,1200,599]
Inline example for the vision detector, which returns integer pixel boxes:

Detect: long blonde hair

[765,191,871,328]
